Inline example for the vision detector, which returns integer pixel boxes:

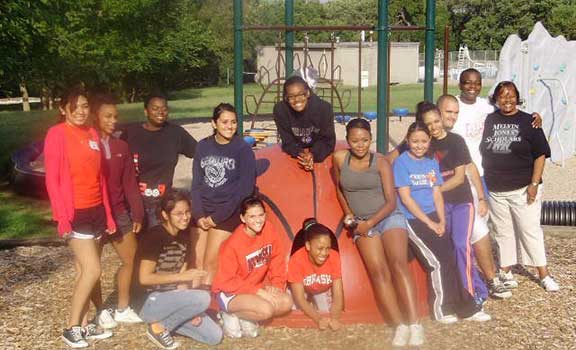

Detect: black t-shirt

[480,110,551,192]
[123,122,197,204]
[136,225,190,292]
[273,94,336,162]
[431,132,473,204]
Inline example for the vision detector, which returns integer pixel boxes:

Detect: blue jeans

[140,289,223,345]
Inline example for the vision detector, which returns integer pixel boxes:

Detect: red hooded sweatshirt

[212,221,287,295]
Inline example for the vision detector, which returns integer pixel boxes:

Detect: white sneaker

[541,276,560,292]
[97,309,118,329]
[391,324,410,347]
[408,324,424,347]
[437,314,458,324]
[114,307,143,323]
[220,312,242,338]
[498,270,518,289]
[239,318,259,338]
[464,310,491,322]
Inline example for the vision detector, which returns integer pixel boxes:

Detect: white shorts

[289,289,332,313]
[215,292,237,313]
[68,231,102,240]
[470,177,490,244]
[311,290,332,313]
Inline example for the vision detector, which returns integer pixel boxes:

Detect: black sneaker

[489,277,513,299]
[62,326,88,348]
[146,325,180,350]
[83,323,113,340]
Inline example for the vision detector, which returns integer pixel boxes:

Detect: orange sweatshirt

[212,221,287,295]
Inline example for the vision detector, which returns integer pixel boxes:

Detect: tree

[446,0,571,50]
[1,0,221,102]
[546,3,576,40]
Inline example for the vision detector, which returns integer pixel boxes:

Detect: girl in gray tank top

[340,152,385,219]
[333,118,423,347]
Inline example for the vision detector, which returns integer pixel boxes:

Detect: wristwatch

[530,182,539,187]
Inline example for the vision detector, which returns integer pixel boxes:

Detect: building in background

[256,41,420,87]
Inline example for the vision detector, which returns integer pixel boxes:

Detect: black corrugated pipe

[541,201,576,226]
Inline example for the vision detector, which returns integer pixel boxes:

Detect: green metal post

[233,0,243,135]
[285,0,294,77]
[424,0,436,102]
[376,0,389,153]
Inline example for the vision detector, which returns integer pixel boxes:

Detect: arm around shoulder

[178,124,198,158]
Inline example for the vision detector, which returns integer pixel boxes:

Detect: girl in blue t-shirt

[393,121,489,324]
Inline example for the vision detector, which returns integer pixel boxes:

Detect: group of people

[44,68,558,349]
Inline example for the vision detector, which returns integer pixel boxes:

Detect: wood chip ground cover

[0,230,574,350]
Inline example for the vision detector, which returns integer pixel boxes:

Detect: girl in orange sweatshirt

[212,196,293,338]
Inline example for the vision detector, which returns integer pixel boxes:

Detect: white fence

[0,97,41,105]
[419,49,500,82]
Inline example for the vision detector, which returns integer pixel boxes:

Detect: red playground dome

[255,143,430,327]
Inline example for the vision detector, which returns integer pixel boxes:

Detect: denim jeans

[140,289,223,345]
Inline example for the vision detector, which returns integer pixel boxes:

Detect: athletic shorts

[353,210,408,242]
[68,204,107,240]
[102,211,134,243]
[214,211,241,232]
[215,291,237,313]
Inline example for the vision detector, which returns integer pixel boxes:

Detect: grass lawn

[0,184,54,239]
[0,82,491,174]
[0,82,490,240]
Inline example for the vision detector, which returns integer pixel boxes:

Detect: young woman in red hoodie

[90,93,145,328]
[211,196,293,338]
[44,89,116,348]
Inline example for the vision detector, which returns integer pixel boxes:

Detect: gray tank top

[340,151,385,218]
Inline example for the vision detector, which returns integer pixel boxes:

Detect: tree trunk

[129,87,136,103]
[41,86,49,111]
[19,82,31,112]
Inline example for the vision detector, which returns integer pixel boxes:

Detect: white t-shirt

[452,96,494,176]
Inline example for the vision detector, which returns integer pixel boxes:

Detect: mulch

[0,229,574,350]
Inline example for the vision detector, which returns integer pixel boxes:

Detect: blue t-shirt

[393,151,443,219]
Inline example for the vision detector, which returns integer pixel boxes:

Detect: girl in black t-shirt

[480,81,558,292]
[137,190,222,349]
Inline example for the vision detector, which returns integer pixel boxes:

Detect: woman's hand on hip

[527,184,538,205]
[133,222,142,234]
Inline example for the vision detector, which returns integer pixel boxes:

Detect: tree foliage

[447,0,575,49]
[1,0,574,102]
[1,0,219,101]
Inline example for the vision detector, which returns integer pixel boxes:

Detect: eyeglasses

[286,92,308,102]
[170,211,191,219]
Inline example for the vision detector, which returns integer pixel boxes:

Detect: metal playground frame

[232,0,437,152]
